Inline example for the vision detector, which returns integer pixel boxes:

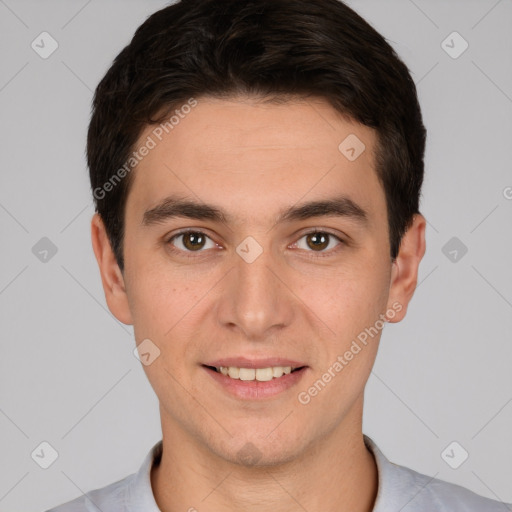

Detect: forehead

[126,96,385,227]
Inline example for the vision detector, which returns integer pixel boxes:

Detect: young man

[47,0,511,511]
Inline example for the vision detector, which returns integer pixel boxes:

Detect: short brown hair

[88,0,426,271]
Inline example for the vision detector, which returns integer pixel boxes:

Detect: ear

[385,213,426,323]
[91,213,133,325]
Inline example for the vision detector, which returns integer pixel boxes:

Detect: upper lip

[204,357,307,369]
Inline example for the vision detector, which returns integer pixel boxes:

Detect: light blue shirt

[46,435,511,511]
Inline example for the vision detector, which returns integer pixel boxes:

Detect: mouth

[203,364,306,381]
[201,363,308,400]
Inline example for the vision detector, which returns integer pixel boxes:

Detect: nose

[215,244,295,341]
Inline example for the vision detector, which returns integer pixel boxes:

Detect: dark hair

[88,0,426,271]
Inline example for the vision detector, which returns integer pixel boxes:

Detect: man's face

[110,96,408,465]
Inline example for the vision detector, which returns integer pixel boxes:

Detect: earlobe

[90,213,134,325]
[386,213,426,323]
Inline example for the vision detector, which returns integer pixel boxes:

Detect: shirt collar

[125,440,162,511]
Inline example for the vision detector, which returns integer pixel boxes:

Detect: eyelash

[165,228,345,258]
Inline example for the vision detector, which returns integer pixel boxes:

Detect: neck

[151,406,378,512]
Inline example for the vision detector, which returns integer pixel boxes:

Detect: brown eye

[295,231,342,253]
[168,231,215,253]
[306,232,329,251]
[182,232,206,251]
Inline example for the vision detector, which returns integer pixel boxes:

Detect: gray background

[0,0,511,510]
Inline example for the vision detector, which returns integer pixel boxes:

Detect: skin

[91,95,426,512]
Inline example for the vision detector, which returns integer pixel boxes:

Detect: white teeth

[239,368,256,380]
[272,366,285,378]
[256,367,273,381]
[218,366,295,381]
[228,367,240,379]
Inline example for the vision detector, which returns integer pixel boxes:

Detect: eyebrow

[142,194,368,227]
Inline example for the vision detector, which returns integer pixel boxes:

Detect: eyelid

[297,227,345,241]
[167,228,217,242]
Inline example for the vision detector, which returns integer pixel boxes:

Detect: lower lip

[203,365,308,400]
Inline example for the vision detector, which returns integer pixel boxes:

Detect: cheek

[300,258,390,336]
[125,259,181,337]
[125,257,215,351]
[296,264,388,407]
